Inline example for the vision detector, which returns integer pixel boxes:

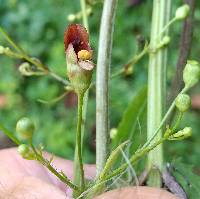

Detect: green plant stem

[111,43,149,78]
[147,0,171,187]
[105,137,167,181]
[0,27,24,53]
[48,71,69,85]
[80,0,89,31]
[142,86,188,150]
[29,143,79,192]
[96,0,118,177]
[0,123,20,145]
[157,17,177,39]
[0,26,69,86]
[73,93,85,191]
[73,0,89,196]
[90,133,170,195]
[172,111,183,132]
[0,125,79,191]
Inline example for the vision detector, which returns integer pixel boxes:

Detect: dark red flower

[64,24,94,95]
[64,24,92,55]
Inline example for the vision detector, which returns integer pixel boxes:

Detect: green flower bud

[183,60,200,88]
[175,4,190,20]
[110,128,118,139]
[162,36,171,45]
[18,144,30,157]
[124,64,133,76]
[175,94,191,112]
[16,117,35,141]
[0,46,5,54]
[67,14,76,22]
[169,127,192,140]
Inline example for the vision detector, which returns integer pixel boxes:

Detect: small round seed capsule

[183,60,200,89]
[110,128,118,139]
[16,117,35,141]
[175,4,190,20]
[18,144,30,157]
[175,94,191,112]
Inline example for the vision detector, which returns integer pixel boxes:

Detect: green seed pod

[110,128,118,139]
[169,127,192,140]
[16,117,35,141]
[175,94,191,112]
[183,60,200,89]
[175,4,190,20]
[18,144,30,157]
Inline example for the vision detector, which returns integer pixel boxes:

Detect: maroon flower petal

[64,24,91,54]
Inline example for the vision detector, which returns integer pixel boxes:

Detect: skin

[0,148,178,199]
[95,187,179,199]
[0,148,95,199]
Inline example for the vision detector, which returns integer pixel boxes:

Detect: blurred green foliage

[0,0,200,171]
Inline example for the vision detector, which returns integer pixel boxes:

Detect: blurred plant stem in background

[147,0,171,187]
[96,0,118,176]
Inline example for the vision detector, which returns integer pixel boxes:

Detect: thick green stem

[96,0,118,177]
[73,93,85,191]
[147,0,171,187]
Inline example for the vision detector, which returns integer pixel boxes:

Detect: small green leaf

[99,141,129,180]
[112,86,147,149]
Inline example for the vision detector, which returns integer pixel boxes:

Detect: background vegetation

[0,0,200,170]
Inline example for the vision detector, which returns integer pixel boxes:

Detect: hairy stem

[30,144,80,192]
[96,0,118,177]
[147,0,171,187]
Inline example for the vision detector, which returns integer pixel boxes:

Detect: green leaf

[99,141,129,180]
[112,86,147,149]
[171,159,200,199]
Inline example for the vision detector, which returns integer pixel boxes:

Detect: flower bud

[110,128,118,139]
[18,144,30,157]
[169,127,192,140]
[16,117,35,141]
[175,94,191,112]
[0,46,5,54]
[183,60,200,88]
[67,14,76,22]
[175,4,190,20]
[162,36,171,45]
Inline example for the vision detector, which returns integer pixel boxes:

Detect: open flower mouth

[64,24,94,71]
[64,24,93,63]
